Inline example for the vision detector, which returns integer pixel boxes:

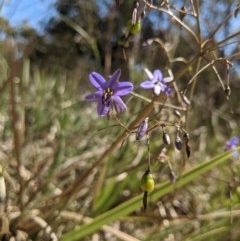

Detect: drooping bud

[180,5,187,21]
[163,132,171,145]
[224,85,231,98]
[182,94,191,106]
[136,117,149,140]
[183,132,190,143]
[175,135,183,151]
[182,132,190,158]
[186,143,191,158]
[174,110,182,118]
[143,191,148,210]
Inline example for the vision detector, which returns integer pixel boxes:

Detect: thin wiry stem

[204,31,240,53]
[55,95,163,204]
[142,0,200,45]
[208,3,240,40]
[131,92,186,111]
[195,0,202,46]
[147,135,151,170]
[184,58,227,95]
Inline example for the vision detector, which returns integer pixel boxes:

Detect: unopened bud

[183,132,190,143]
[136,117,149,140]
[175,135,183,151]
[174,110,182,118]
[186,143,191,158]
[163,132,171,145]
[224,85,231,97]
[182,94,191,106]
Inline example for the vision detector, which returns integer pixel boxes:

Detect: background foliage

[0,0,240,240]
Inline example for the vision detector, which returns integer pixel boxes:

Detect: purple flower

[140,68,173,96]
[85,69,133,117]
[226,136,239,158]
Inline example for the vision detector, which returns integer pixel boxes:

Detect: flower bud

[163,132,171,145]
[224,85,231,97]
[175,135,183,151]
[136,117,149,140]
[180,5,187,21]
[174,110,182,118]
[186,143,191,158]
[182,94,191,106]
[183,132,189,143]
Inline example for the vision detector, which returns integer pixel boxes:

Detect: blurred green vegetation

[0,0,240,240]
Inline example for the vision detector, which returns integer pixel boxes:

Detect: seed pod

[136,117,149,140]
[143,191,148,210]
[175,135,183,151]
[182,94,191,106]
[186,143,191,158]
[163,132,171,145]
[180,5,187,21]
[140,170,155,193]
[224,85,231,97]
[174,110,182,118]
[183,132,189,143]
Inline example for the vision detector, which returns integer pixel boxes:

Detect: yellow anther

[102,88,113,105]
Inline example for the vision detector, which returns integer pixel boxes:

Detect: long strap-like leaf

[61,148,239,241]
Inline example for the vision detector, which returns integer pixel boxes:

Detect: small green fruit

[127,20,141,34]
[141,171,155,193]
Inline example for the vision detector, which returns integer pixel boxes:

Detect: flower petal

[112,82,133,96]
[89,72,106,89]
[226,136,239,149]
[233,151,239,159]
[85,91,102,101]
[140,81,155,89]
[163,77,173,83]
[112,96,127,113]
[152,70,163,83]
[231,137,239,145]
[144,68,153,80]
[97,100,110,116]
[164,87,172,96]
[108,69,121,88]
[153,85,161,96]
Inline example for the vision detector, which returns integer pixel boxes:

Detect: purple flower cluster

[85,68,173,117]
[226,136,239,158]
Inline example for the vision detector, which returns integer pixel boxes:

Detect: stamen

[102,88,113,106]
